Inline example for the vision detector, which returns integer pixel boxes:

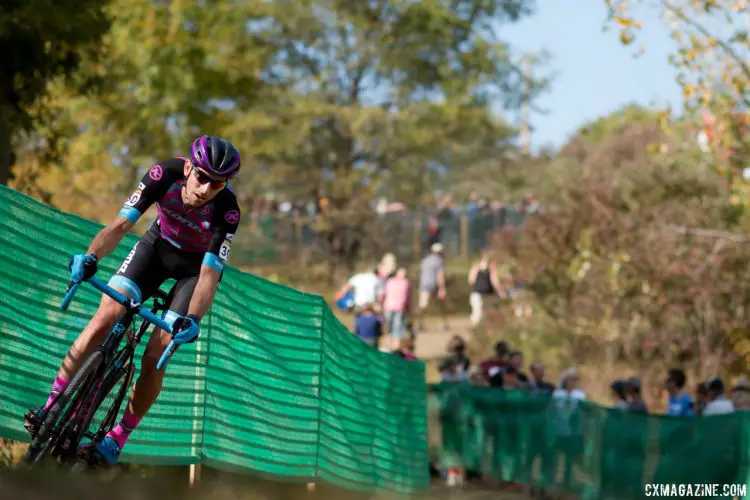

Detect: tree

[0,0,109,185]
[603,0,750,203]
[226,0,545,272]
[11,0,276,221]
[492,102,750,398]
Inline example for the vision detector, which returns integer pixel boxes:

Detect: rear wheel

[23,350,105,467]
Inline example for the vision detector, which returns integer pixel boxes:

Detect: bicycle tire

[23,350,105,467]
[77,347,133,448]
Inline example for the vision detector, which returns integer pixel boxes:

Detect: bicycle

[22,276,182,470]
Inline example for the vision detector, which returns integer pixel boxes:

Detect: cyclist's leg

[98,271,209,462]
[28,230,164,431]
[130,275,199,416]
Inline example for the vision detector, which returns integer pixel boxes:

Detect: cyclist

[24,135,242,466]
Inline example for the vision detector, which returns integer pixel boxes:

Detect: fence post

[460,215,468,259]
[189,464,201,487]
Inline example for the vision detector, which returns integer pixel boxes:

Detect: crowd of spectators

[335,242,449,354]
[432,339,750,490]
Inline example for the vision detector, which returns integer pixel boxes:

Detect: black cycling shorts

[107,225,221,328]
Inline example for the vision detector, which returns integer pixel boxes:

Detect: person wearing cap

[611,379,629,410]
[703,377,735,415]
[625,377,648,413]
[665,368,695,416]
[416,242,448,331]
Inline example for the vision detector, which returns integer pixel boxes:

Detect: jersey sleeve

[117,159,185,224]
[202,190,241,273]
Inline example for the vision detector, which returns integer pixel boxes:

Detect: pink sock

[44,375,69,410]
[107,409,142,449]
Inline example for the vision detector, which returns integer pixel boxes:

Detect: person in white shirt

[702,377,735,416]
[336,267,384,313]
[552,368,586,490]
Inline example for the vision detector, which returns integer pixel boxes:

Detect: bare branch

[663,224,750,242]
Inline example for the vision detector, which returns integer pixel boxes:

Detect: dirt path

[413,316,474,361]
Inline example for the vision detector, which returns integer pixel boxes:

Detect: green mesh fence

[429,383,750,499]
[0,186,429,495]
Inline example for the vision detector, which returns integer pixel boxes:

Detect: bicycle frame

[62,277,179,369]
[75,291,170,445]
[37,277,180,464]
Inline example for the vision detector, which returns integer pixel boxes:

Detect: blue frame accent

[162,310,181,330]
[108,275,143,303]
[202,252,224,272]
[117,206,142,224]
[60,276,177,370]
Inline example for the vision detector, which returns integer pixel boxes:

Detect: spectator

[731,379,750,410]
[610,379,629,409]
[695,382,708,415]
[353,304,382,348]
[423,215,441,251]
[508,351,529,385]
[393,336,417,361]
[479,341,509,382]
[383,267,411,350]
[417,243,448,331]
[439,356,469,383]
[626,377,648,413]
[336,266,384,314]
[528,361,555,393]
[468,365,489,386]
[552,368,586,490]
[502,365,525,389]
[467,252,505,327]
[702,377,735,415]
[377,252,397,280]
[665,368,695,416]
[553,368,586,403]
[446,335,471,375]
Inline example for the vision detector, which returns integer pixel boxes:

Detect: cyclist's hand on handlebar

[69,254,98,282]
[171,314,200,345]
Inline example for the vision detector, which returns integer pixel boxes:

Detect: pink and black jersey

[117,158,241,272]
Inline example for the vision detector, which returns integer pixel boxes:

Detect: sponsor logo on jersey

[161,207,202,232]
[226,233,234,242]
[138,182,146,190]
[149,164,163,181]
[118,242,139,274]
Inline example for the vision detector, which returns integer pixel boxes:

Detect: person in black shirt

[468,252,505,327]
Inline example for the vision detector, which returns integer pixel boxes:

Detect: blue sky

[497,1,683,150]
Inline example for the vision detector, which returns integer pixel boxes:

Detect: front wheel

[23,350,105,467]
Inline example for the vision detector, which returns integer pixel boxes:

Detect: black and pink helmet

[190,135,241,179]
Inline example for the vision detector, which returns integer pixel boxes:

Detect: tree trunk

[0,109,13,186]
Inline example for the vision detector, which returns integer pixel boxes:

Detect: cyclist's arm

[90,160,181,260]
[86,216,134,260]
[186,264,222,320]
[187,196,241,320]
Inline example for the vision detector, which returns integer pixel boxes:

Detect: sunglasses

[192,167,227,188]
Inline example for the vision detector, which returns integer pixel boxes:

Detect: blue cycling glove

[172,314,201,345]
[69,254,98,282]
